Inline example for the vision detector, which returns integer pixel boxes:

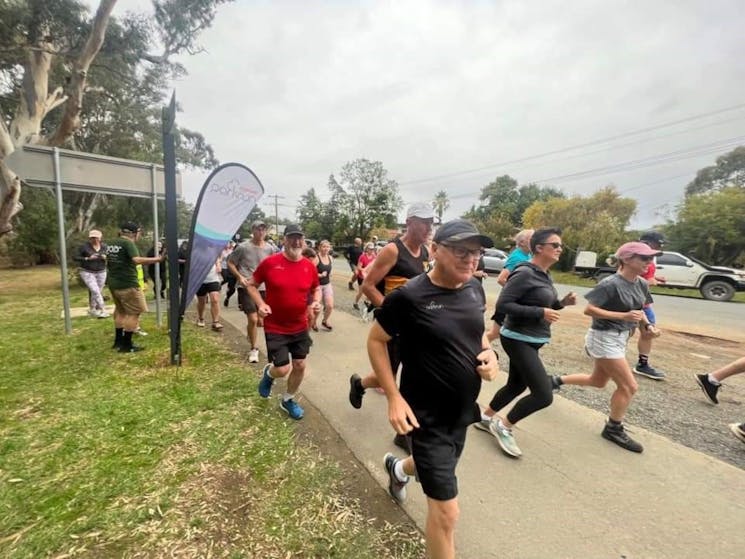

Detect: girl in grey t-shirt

[552,241,661,453]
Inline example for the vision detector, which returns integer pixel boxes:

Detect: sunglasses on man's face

[539,242,563,249]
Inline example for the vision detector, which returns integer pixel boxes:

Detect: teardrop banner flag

[179,163,265,316]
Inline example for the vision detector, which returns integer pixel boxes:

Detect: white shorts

[584,328,630,360]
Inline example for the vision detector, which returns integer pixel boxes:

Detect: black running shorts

[265,330,313,367]
[410,424,467,501]
[197,281,221,296]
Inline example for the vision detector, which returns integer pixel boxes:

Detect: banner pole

[162,92,181,365]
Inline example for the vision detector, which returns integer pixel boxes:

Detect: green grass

[0,267,423,558]
[551,271,745,303]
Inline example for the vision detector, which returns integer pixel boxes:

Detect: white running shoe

[97,310,110,318]
[248,348,260,363]
[135,327,148,336]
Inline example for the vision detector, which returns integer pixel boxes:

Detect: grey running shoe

[601,423,643,453]
[349,374,365,409]
[489,419,522,458]
[729,423,745,444]
[473,418,492,433]
[694,373,720,404]
[384,453,409,504]
[633,363,665,380]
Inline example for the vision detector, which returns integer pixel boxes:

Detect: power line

[431,115,745,189]
[530,135,745,184]
[398,102,745,187]
[445,135,745,201]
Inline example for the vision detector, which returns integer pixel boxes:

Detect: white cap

[406,202,434,220]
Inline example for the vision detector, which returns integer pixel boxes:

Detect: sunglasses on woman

[538,242,563,249]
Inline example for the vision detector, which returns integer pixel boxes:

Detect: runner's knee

[428,498,459,533]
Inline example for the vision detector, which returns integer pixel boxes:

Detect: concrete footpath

[219,305,744,558]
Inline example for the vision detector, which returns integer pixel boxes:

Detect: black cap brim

[440,232,494,248]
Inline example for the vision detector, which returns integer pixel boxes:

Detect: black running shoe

[393,433,409,452]
[694,373,720,405]
[349,374,365,409]
[550,375,562,393]
[384,452,409,503]
[601,423,643,453]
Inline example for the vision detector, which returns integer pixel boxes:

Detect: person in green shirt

[107,221,165,353]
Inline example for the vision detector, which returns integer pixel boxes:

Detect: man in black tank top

[348,203,434,433]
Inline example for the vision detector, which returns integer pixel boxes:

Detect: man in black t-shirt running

[368,219,498,559]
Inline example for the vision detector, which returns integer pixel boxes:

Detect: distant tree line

[296,145,745,270]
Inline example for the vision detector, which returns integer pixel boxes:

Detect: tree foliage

[294,160,403,244]
[523,187,636,270]
[464,174,565,248]
[432,190,450,224]
[685,146,745,196]
[666,187,745,266]
[0,0,230,237]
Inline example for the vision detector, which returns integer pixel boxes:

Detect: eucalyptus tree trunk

[0,0,117,238]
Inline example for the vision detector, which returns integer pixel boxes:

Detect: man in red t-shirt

[246,224,321,419]
[634,231,666,380]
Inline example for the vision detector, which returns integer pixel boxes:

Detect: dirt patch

[669,330,742,348]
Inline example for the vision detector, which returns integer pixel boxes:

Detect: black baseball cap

[120,221,141,233]
[640,231,665,245]
[434,219,494,248]
[284,223,304,237]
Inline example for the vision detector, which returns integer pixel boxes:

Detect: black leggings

[489,335,553,425]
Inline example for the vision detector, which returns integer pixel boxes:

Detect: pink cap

[616,241,661,260]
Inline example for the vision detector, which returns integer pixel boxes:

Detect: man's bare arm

[361,243,398,307]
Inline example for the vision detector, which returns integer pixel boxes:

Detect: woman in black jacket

[475,227,576,458]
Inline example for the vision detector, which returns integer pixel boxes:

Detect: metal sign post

[5,145,181,334]
[53,148,72,334]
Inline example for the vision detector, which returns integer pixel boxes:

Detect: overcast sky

[112,0,745,228]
